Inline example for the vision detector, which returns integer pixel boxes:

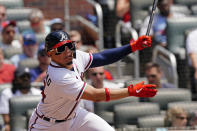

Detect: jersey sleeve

[76,50,93,71]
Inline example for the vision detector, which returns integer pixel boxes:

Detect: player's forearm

[92,88,129,102]
[82,85,129,102]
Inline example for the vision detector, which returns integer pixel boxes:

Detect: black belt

[42,116,67,123]
[35,109,70,123]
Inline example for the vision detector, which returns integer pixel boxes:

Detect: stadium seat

[148,88,191,110]
[137,114,165,128]
[166,17,197,88]
[174,0,197,8]
[170,5,191,15]
[0,0,24,9]
[168,101,197,112]
[3,47,23,59]
[9,95,41,131]
[6,8,33,21]
[129,0,153,30]
[191,5,197,15]
[35,34,46,45]
[166,17,197,59]
[17,20,31,33]
[94,97,139,125]
[18,58,39,69]
[152,45,178,88]
[113,102,160,128]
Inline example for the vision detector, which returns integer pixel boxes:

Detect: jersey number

[41,74,51,102]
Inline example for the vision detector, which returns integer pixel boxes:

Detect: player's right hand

[130,35,151,52]
[128,81,157,97]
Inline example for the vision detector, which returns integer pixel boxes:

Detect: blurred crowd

[1,0,197,130]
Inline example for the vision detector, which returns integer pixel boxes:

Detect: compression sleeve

[90,44,132,68]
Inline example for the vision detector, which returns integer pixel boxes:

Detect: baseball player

[28,31,157,131]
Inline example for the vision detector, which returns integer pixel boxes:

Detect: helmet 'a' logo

[60,32,68,41]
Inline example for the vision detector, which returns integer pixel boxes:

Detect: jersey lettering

[41,80,46,103]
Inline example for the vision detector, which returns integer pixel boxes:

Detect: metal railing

[86,0,104,50]
[115,20,139,79]
[152,45,178,87]
[65,0,104,50]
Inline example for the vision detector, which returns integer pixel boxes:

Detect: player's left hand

[130,35,151,52]
[128,81,157,97]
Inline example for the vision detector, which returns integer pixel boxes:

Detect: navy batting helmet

[45,30,72,52]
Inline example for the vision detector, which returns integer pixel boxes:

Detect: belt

[35,109,75,123]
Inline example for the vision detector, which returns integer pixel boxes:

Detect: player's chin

[66,61,73,65]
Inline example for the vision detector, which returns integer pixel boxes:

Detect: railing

[115,20,139,79]
[152,45,178,87]
[86,0,104,50]
[64,0,104,51]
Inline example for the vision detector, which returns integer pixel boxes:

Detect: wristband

[130,41,137,52]
[105,88,110,101]
[128,84,133,96]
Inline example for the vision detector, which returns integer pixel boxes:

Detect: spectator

[145,62,176,88]
[0,48,16,84]
[164,106,188,129]
[186,29,197,99]
[0,21,22,49]
[69,30,83,50]
[30,44,50,83]
[10,33,38,67]
[140,0,184,47]
[188,111,197,129]
[0,66,41,131]
[80,66,123,112]
[23,9,50,35]
[116,0,130,23]
[116,0,134,46]
[0,5,6,32]
[50,18,65,32]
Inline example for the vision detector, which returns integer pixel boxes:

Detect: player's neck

[52,60,73,70]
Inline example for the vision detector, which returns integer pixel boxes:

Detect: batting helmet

[45,30,72,52]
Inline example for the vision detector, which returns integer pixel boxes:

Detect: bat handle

[146,0,158,36]
[146,11,155,36]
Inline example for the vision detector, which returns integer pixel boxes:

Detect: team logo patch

[60,32,68,41]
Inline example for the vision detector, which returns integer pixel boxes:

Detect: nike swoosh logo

[136,88,143,93]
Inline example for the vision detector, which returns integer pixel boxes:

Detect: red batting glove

[130,35,151,52]
[128,81,157,97]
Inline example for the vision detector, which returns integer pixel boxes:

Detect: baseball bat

[146,0,158,36]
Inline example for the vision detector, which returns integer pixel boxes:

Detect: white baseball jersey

[37,50,93,120]
[29,50,115,131]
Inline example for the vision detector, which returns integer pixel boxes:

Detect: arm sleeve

[90,44,132,68]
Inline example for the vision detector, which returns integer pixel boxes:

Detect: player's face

[49,44,74,68]
[145,67,161,86]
